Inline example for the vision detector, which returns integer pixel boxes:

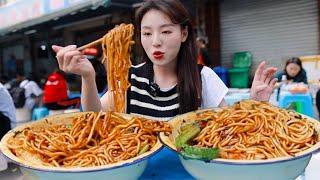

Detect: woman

[52,0,277,177]
[275,57,308,84]
[52,0,276,119]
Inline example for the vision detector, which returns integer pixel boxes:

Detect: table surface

[140,148,194,179]
[0,147,319,180]
[140,148,320,180]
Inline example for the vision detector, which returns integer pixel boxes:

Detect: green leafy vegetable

[180,145,219,161]
[175,121,220,161]
[175,123,200,148]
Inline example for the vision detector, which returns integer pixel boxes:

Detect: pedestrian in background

[275,57,308,84]
[0,82,15,139]
[0,83,15,171]
[196,36,211,67]
[20,73,43,110]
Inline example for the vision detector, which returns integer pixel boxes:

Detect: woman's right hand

[52,45,95,79]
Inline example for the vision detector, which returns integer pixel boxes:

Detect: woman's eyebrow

[141,26,151,29]
[141,24,175,29]
[160,24,175,28]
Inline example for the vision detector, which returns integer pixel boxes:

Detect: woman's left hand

[250,61,277,101]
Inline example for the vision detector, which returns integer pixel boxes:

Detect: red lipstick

[153,51,164,60]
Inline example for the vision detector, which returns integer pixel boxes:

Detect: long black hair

[284,57,303,77]
[135,0,201,114]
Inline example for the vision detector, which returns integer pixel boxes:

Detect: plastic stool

[32,107,49,120]
[279,92,314,118]
[295,102,303,114]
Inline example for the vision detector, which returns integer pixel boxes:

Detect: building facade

[1,0,319,82]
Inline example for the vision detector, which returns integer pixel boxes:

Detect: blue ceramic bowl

[159,109,320,180]
[0,112,163,180]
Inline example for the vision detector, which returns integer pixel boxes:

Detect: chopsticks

[77,37,103,51]
[77,37,134,51]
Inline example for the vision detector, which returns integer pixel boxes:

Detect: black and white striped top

[126,62,178,121]
[126,62,228,121]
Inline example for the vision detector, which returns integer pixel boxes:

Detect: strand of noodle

[191,100,318,160]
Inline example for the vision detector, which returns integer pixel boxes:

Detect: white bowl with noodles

[159,108,320,180]
[0,112,164,180]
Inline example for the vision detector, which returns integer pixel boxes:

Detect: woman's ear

[181,26,188,42]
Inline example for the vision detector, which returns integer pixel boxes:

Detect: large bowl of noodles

[0,112,169,180]
[159,100,320,180]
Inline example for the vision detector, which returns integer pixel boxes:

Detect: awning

[0,0,110,36]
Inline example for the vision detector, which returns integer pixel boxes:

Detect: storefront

[0,0,138,83]
[0,44,26,79]
[219,0,319,72]
[195,0,220,67]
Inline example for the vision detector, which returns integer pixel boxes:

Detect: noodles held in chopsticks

[7,112,171,167]
[102,24,134,113]
[185,100,319,160]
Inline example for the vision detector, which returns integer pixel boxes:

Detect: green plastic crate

[233,52,252,68]
[228,68,249,88]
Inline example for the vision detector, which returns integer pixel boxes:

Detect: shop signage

[0,0,93,30]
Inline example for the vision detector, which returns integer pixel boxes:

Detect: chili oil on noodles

[102,24,134,113]
[180,100,319,160]
[6,112,171,167]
